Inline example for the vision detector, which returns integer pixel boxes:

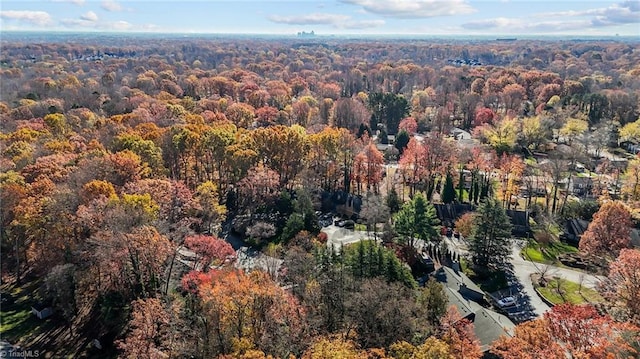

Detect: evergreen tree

[386,187,402,214]
[441,172,456,204]
[468,198,513,271]
[394,193,440,249]
[395,129,410,155]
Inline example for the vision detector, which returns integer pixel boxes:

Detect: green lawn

[535,277,603,305]
[521,240,578,264]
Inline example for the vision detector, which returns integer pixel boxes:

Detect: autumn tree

[599,249,640,324]
[468,198,512,272]
[118,298,171,359]
[579,200,632,260]
[184,234,235,271]
[454,212,475,238]
[439,306,482,359]
[346,278,419,348]
[359,194,390,242]
[622,157,640,202]
[352,143,384,194]
[491,317,565,359]
[194,269,307,357]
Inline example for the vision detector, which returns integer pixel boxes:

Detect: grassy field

[521,240,578,264]
[534,277,603,305]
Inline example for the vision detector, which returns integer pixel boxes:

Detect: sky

[0,0,639,36]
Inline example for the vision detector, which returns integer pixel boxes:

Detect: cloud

[0,10,52,26]
[80,11,98,22]
[61,17,132,31]
[341,19,386,29]
[535,1,639,27]
[268,12,385,29]
[268,13,350,25]
[51,0,85,5]
[341,0,476,18]
[101,0,123,12]
[461,17,590,33]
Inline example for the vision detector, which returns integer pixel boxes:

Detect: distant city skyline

[1,0,639,37]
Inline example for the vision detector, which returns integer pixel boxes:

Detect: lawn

[534,277,603,305]
[521,240,578,264]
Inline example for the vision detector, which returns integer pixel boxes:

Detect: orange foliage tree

[579,200,632,260]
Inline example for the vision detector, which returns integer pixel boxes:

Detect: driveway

[322,225,369,251]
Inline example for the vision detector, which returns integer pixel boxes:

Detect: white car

[497,296,516,308]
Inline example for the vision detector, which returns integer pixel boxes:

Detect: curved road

[321,226,604,318]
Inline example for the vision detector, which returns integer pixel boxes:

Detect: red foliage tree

[184,234,235,271]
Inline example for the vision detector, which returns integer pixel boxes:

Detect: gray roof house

[434,266,515,352]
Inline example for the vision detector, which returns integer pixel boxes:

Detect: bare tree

[359,194,390,242]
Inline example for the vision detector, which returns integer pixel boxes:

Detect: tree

[368,92,410,134]
[468,198,512,271]
[395,129,410,155]
[439,306,482,359]
[359,194,390,242]
[622,157,640,202]
[579,200,632,260]
[352,143,385,194]
[184,235,235,271]
[195,181,227,234]
[441,171,456,204]
[480,117,518,155]
[346,278,419,348]
[417,278,448,327]
[454,212,475,238]
[394,193,440,249]
[386,187,402,214]
[600,249,640,324]
[195,269,307,357]
[491,318,565,359]
[560,118,589,146]
[618,119,640,144]
[45,264,77,330]
[544,303,638,358]
[118,298,170,359]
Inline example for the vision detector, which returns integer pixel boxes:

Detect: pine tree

[394,193,440,249]
[468,198,512,272]
[442,172,456,204]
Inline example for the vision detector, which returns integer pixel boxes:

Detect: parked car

[497,296,516,308]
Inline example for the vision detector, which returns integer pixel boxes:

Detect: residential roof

[434,266,484,295]
[442,284,515,352]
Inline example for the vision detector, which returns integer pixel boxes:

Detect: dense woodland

[1,34,640,358]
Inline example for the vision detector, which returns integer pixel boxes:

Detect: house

[433,266,515,352]
[505,210,530,236]
[565,218,640,248]
[569,176,594,197]
[433,203,473,227]
[450,127,472,140]
[31,302,53,319]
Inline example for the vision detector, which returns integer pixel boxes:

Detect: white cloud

[80,11,98,22]
[535,1,640,27]
[269,13,350,25]
[0,10,52,26]
[341,19,386,29]
[341,0,476,18]
[61,18,133,31]
[461,17,591,33]
[101,0,123,12]
[51,0,85,5]
[268,12,384,29]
